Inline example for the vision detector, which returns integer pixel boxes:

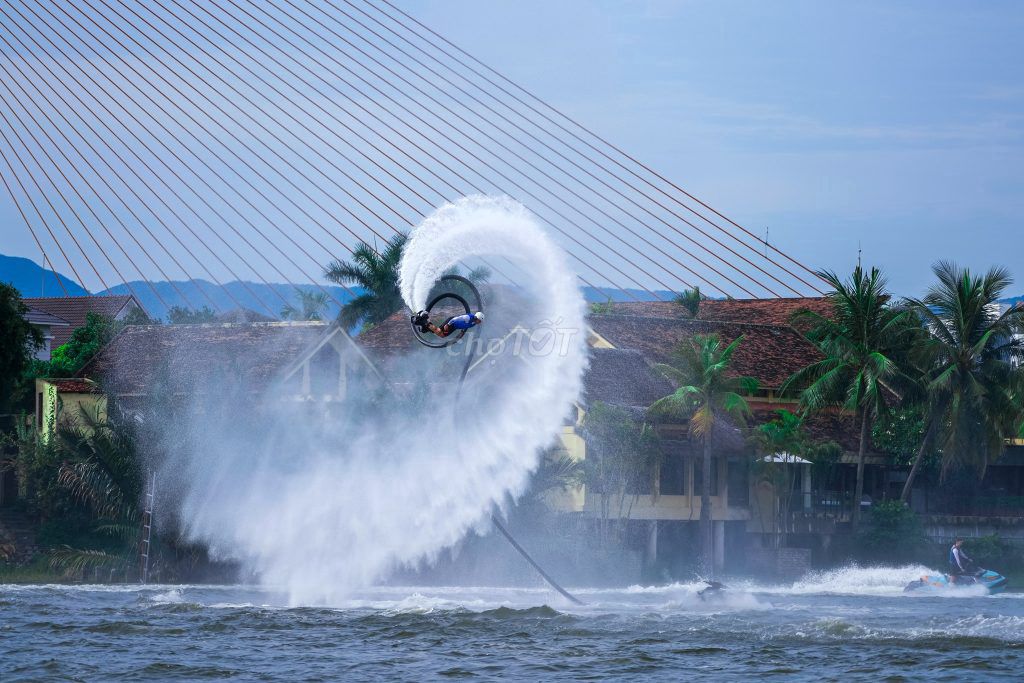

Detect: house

[78,321,379,413]
[358,296,860,574]
[22,295,146,350]
[22,306,70,361]
[33,378,105,443]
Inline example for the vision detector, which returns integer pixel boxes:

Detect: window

[693,455,719,496]
[36,391,43,430]
[727,460,750,507]
[659,443,687,495]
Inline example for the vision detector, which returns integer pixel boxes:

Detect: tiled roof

[51,379,100,394]
[605,296,834,327]
[356,311,418,355]
[584,348,674,409]
[22,295,142,348]
[588,314,822,389]
[80,321,330,395]
[23,306,70,328]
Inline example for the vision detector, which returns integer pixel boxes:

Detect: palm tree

[899,262,1024,499]
[325,233,491,331]
[48,406,144,577]
[325,234,408,330]
[674,286,703,317]
[650,333,757,575]
[280,289,330,321]
[783,266,912,531]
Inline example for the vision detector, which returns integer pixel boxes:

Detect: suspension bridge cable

[0,60,177,311]
[2,0,283,316]
[0,156,74,297]
[345,0,795,298]
[161,0,647,301]
[0,47,209,311]
[19,0,356,312]
[318,0,772,298]
[245,0,712,298]
[159,0,533,290]
[369,0,826,295]
[132,0,520,289]
[75,0,388,261]
[257,0,693,300]
[0,112,111,294]
[221,0,656,301]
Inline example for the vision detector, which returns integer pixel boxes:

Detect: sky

[0,0,1021,298]
[406,0,1024,295]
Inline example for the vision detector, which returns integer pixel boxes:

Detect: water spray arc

[408,270,583,604]
[157,196,588,606]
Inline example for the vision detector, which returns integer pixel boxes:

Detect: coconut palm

[650,333,757,575]
[46,406,144,577]
[325,233,491,331]
[674,286,703,317]
[280,289,330,321]
[324,234,409,330]
[783,266,913,531]
[899,262,1024,499]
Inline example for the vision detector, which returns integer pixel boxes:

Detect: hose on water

[413,275,584,606]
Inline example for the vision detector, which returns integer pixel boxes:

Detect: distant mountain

[100,280,356,321]
[0,253,89,298]
[999,296,1024,308]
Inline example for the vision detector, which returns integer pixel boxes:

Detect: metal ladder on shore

[139,470,156,584]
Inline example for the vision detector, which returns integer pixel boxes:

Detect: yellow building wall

[35,379,107,443]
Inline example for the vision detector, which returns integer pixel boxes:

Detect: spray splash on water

[158,196,588,605]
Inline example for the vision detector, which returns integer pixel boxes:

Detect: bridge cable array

[0,0,826,319]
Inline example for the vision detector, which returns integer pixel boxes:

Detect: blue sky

[408,0,1024,294]
[1,0,1021,298]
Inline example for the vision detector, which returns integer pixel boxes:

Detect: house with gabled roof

[22,305,70,361]
[22,295,145,349]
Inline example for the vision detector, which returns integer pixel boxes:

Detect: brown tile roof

[356,311,418,356]
[605,296,834,327]
[80,321,330,395]
[588,314,822,389]
[24,305,71,328]
[584,348,674,409]
[51,379,100,394]
[22,295,143,348]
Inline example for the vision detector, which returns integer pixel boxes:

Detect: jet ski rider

[414,309,484,338]
[949,538,975,580]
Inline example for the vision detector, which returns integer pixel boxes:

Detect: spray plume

[155,195,588,605]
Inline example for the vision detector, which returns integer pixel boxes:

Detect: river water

[3,566,1022,681]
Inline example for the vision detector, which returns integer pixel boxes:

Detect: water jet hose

[413,274,584,605]
[490,514,584,606]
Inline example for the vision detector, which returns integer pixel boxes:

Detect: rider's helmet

[473,311,485,322]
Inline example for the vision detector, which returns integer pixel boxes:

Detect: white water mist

[156,195,588,605]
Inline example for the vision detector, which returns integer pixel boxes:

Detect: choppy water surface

[3,566,1023,681]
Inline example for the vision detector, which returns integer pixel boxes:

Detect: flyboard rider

[413,309,484,338]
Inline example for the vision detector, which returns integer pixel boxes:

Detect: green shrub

[856,500,929,564]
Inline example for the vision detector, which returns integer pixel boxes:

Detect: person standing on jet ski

[949,538,976,580]
[414,310,484,338]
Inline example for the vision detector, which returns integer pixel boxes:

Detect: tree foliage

[650,333,756,574]
[783,266,913,530]
[673,286,704,317]
[0,282,43,411]
[904,261,1024,481]
[46,312,118,377]
[325,234,408,330]
[581,401,660,545]
[280,289,330,321]
[167,305,217,325]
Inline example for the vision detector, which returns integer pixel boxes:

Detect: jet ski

[903,569,1008,594]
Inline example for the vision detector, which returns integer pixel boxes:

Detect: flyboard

[409,275,584,606]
